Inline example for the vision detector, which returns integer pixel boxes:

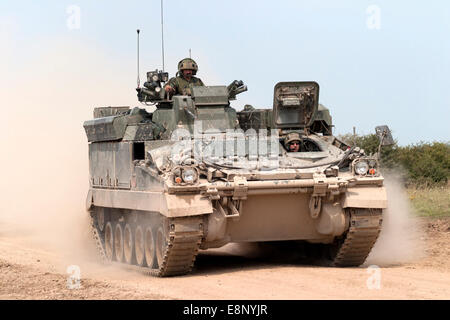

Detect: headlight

[181,168,197,183]
[355,161,369,175]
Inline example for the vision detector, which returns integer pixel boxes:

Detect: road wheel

[105,222,114,261]
[114,223,124,262]
[155,224,168,269]
[123,223,134,264]
[145,226,156,268]
[135,225,145,267]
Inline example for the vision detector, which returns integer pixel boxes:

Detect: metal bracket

[227,200,241,221]
[328,183,340,201]
[309,196,321,219]
[233,176,248,200]
[309,173,328,218]
[206,187,220,200]
[313,173,328,197]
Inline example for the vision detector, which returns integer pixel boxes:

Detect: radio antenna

[137,29,140,88]
[189,48,191,58]
[161,0,165,72]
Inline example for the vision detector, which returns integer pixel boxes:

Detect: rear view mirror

[375,125,395,146]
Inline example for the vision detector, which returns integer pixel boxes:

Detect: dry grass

[407,186,450,217]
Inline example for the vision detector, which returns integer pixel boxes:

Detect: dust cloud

[0,37,144,272]
[366,173,426,266]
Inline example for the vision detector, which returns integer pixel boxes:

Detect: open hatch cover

[273,81,319,129]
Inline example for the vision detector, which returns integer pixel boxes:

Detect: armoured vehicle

[84,70,393,276]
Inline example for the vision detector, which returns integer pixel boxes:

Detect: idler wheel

[144,226,156,268]
[134,225,145,267]
[155,225,168,269]
[123,224,134,264]
[114,223,124,262]
[104,222,114,261]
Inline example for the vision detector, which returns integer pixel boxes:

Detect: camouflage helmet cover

[284,132,301,146]
[178,58,198,75]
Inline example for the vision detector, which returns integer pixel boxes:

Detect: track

[331,208,382,267]
[91,210,204,277]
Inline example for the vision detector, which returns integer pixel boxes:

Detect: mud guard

[342,186,387,209]
[89,188,212,217]
[161,194,213,217]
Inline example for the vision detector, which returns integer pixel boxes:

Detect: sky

[1,0,449,145]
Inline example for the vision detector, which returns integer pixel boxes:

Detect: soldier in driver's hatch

[285,132,301,152]
[164,58,205,96]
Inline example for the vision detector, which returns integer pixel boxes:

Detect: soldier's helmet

[284,132,301,148]
[178,58,198,75]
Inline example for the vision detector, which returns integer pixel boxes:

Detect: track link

[155,223,203,277]
[331,208,383,267]
[90,211,204,277]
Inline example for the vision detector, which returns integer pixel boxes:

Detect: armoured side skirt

[88,188,212,217]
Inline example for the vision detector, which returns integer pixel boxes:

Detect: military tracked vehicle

[84,70,393,276]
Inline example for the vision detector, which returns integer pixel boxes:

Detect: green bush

[338,134,450,186]
[396,142,450,186]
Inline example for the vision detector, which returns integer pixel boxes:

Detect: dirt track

[0,217,449,300]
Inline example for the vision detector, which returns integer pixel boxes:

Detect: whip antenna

[137,29,140,88]
[161,0,165,72]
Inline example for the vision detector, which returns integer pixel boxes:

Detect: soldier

[285,132,301,152]
[164,58,205,96]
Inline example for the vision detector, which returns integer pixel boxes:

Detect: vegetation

[338,133,449,217]
[338,133,450,187]
[407,187,450,217]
